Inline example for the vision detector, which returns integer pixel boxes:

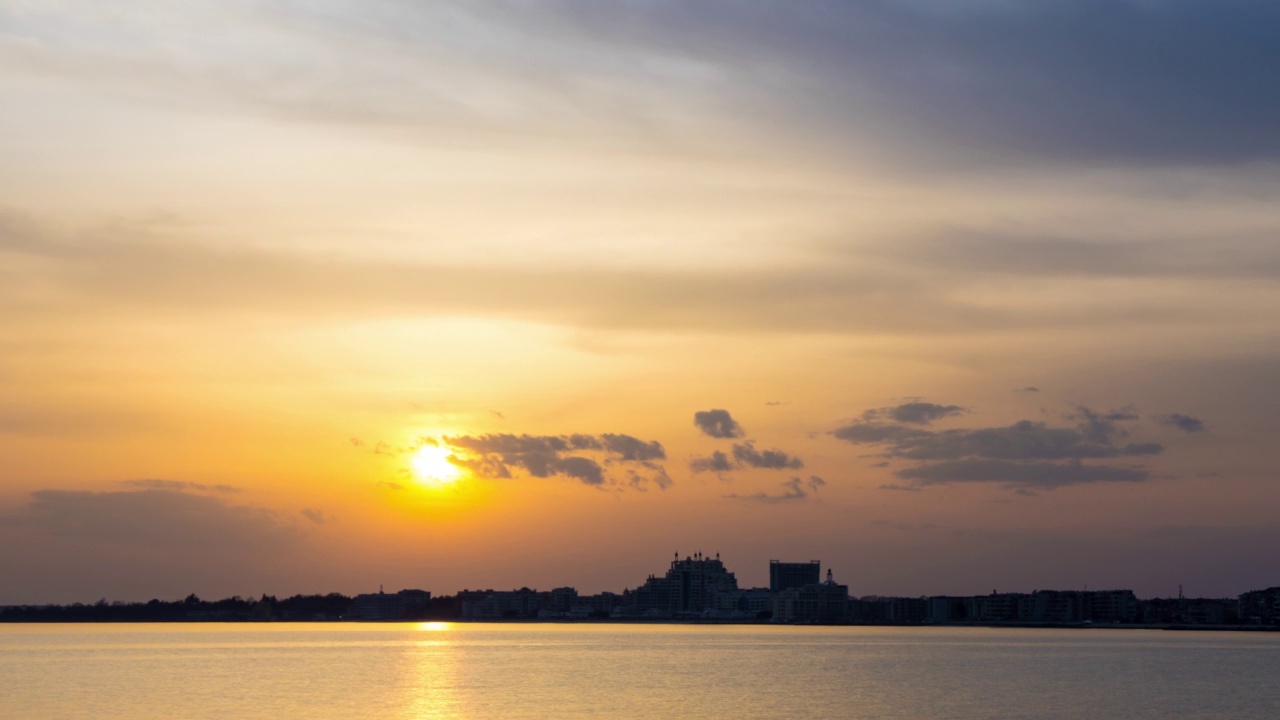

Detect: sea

[2,623,1278,719]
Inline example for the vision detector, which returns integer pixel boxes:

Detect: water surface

[3,623,1278,719]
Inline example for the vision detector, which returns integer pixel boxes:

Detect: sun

[411,444,462,486]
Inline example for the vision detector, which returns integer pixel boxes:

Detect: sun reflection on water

[403,623,465,719]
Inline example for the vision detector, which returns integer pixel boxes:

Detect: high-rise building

[773,569,850,624]
[635,551,739,616]
[770,560,820,592]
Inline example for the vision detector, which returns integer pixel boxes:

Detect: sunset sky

[3,1,1279,604]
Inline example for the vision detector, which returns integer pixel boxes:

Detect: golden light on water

[411,445,462,487]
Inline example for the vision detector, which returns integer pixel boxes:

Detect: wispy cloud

[1158,413,1206,433]
[725,475,825,504]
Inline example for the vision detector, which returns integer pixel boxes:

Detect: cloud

[6,212,1280,344]
[693,409,744,438]
[832,423,933,445]
[434,1,1280,167]
[725,475,825,504]
[1016,387,1040,393]
[867,230,1280,283]
[1158,413,1206,433]
[599,433,666,461]
[894,459,1148,489]
[627,464,673,492]
[689,450,733,474]
[835,417,1160,463]
[1,488,298,550]
[878,483,922,492]
[1072,406,1139,444]
[301,508,331,525]
[732,441,803,470]
[835,402,1170,492]
[0,487,321,603]
[550,456,604,486]
[690,443,804,473]
[124,479,240,494]
[443,432,667,489]
[863,401,965,425]
[11,1,1280,169]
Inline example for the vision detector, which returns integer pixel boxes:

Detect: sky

[2,0,1279,604]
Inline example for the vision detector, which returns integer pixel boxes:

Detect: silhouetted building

[738,588,775,620]
[461,588,541,619]
[887,597,928,623]
[634,552,740,617]
[774,569,850,624]
[572,592,625,619]
[927,596,980,623]
[349,588,431,620]
[979,592,1031,622]
[770,560,821,593]
[1082,590,1138,623]
[850,597,891,623]
[1239,586,1280,624]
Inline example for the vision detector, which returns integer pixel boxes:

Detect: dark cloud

[1016,387,1041,393]
[0,487,320,603]
[836,403,1170,492]
[690,442,805,473]
[1,488,298,550]
[599,433,666,462]
[725,475,825,504]
[1159,413,1206,433]
[124,479,240,494]
[835,417,1160,462]
[549,1,1280,165]
[444,432,666,489]
[16,1,1280,169]
[895,459,1148,489]
[732,441,804,470]
[301,508,331,525]
[627,465,673,492]
[550,456,605,486]
[832,423,932,445]
[1072,406,1139,444]
[689,450,733,474]
[693,409,744,439]
[863,401,965,425]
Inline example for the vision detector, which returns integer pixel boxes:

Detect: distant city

[3,552,1278,627]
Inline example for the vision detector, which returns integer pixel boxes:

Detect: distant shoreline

[2,617,1277,631]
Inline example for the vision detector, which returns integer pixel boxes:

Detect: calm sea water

[2,623,1278,719]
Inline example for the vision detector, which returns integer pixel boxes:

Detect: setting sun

[411,444,462,486]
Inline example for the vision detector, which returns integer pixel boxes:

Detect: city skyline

[3,2,1280,604]
[7,548,1278,628]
